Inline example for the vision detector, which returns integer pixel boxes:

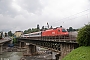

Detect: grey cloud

[0,0,43,17]
[17,0,43,14]
[0,0,18,17]
[0,0,90,33]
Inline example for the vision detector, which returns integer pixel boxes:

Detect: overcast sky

[0,0,90,32]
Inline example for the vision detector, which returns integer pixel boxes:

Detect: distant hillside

[62,46,90,60]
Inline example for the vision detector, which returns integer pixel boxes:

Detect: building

[14,31,23,37]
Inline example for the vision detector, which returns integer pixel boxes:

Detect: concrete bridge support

[25,43,37,56]
[19,41,26,48]
[0,44,3,55]
[52,52,57,60]
[59,43,78,60]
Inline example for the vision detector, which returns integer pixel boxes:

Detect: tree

[30,28,38,32]
[8,31,13,36]
[37,24,40,30]
[28,28,31,33]
[47,22,49,29]
[77,24,90,46]
[13,37,17,44]
[50,26,53,29]
[68,27,73,32]
[41,26,44,31]
[24,30,28,34]
[5,32,7,37]
[42,26,44,29]
[45,28,48,30]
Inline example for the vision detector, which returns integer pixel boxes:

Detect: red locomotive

[42,27,69,37]
[21,27,69,39]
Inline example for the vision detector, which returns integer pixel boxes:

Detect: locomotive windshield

[62,29,67,32]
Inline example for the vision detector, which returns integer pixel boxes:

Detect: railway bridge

[17,31,78,60]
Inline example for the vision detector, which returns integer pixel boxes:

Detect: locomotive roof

[45,27,65,31]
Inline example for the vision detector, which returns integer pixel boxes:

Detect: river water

[0,52,53,60]
[0,52,23,60]
[0,47,57,60]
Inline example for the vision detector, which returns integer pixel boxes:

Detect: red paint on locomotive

[42,27,69,36]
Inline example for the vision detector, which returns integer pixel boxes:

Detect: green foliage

[67,27,79,32]
[5,32,7,37]
[62,46,90,60]
[68,27,73,32]
[8,31,13,36]
[50,26,53,29]
[24,30,29,34]
[31,28,39,32]
[37,24,40,29]
[42,26,44,29]
[23,24,41,34]
[77,24,90,46]
[24,28,40,34]
[13,37,17,44]
[41,26,44,31]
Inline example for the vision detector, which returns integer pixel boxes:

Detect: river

[0,52,23,60]
[0,47,57,60]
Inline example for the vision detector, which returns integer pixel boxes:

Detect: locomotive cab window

[62,29,67,32]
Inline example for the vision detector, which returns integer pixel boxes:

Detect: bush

[77,24,90,46]
[13,38,17,44]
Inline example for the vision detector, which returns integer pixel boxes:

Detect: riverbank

[62,46,90,60]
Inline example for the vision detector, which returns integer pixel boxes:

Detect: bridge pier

[55,53,60,60]
[59,43,78,60]
[19,41,25,48]
[0,44,3,55]
[24,43,37,56]
[51,52,57,60]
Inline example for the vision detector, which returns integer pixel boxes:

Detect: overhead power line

[50,8,90,25]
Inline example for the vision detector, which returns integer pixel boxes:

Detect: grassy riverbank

[62,46,90,60]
